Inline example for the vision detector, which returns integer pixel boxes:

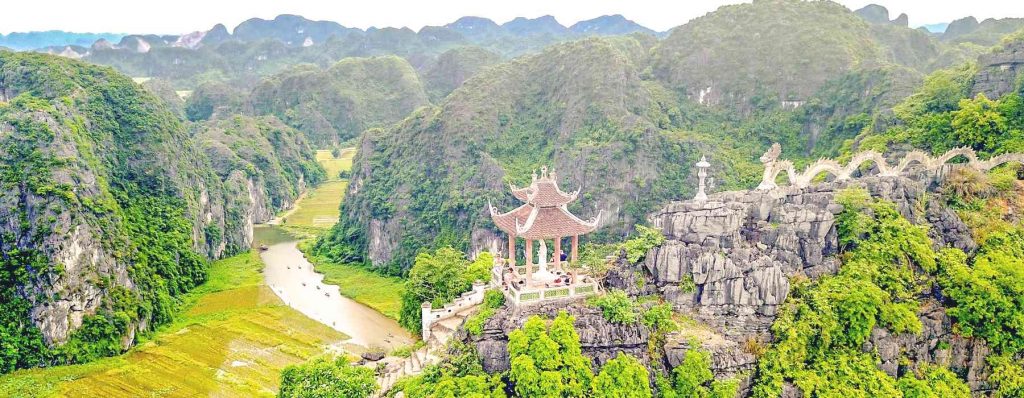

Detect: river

[254,225,414,351]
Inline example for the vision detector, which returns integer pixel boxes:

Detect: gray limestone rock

[645,176,973,337]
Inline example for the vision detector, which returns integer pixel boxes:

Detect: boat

[258,244,269,251]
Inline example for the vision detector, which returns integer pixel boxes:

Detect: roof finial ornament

[532,169,538,182]
[540,165,548,179]
[549,167,556,181]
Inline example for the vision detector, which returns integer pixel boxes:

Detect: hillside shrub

[277,356,376,398]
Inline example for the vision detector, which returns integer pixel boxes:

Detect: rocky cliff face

[973,36,1024,99]
[0,52,322,362]
[644,175,973,338]
[865,299,992,392]
[468,300,651,374]
[459,173,995,395]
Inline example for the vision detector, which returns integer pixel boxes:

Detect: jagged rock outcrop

[468,301,650,374]
[864,299,993,393]
[972,36,1024,99]
[664,333,757,387]
[645,175,974,337]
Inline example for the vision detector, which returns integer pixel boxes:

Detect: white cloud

[2,0,1023,35]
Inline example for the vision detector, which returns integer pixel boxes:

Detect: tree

[508,313,594,397]
[593,353,652,398]
[938,231,1024,356]
[277,356,376,398]
[658,347,737,398]
[897,364,971,398]
[952,93,1008,151]
[399,247,491,334]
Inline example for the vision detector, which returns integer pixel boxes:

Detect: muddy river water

[254,225,413,350]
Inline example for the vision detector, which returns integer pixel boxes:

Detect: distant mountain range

[5,13,659,54]
[853,4,1024,44]
[0,30,123,51]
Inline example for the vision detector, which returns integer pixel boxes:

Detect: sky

[2,0,1024,35]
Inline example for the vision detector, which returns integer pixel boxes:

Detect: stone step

[455,305,479,318]
[436,316,464,332]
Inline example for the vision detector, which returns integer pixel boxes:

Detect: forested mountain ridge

[0,51,323,373]
[248,56,430,145]
[317,0,974,272]
[316,36,696,273]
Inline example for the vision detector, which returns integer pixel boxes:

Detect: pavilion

[488,166,602,299]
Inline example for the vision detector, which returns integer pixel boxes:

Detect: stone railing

[756,143,1024,190]
[421,281,486,339]
[491,258,600,306]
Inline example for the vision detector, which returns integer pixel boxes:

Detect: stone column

[553,236,562,272]
[571,235,579,263]
[571,235,579,282]
[507,233,516,267]
[421,302,432,339]
[525,239,533,283]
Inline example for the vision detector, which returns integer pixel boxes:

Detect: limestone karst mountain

[232,14,360,46]
[2,2,1024,397]
[569,14,657,36]
[419,46,503,102]
[248,55,430,145]
[0,50,323,371]
[316,36,697,272]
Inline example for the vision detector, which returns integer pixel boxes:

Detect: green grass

[0,252,347,398]
[281,147,405,321]
[302,242,405,320]
[280,149,354,234]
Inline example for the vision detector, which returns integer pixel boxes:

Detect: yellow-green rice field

[278,149,354,234]
[0,252,347,398]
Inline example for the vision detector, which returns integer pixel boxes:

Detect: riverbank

[0,252,347,398]
[258,226,412,349]
[300,241,405,320]
[274,148,405,322]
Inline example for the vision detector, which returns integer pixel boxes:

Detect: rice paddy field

[0,252,348,398]
[278,149,354,234]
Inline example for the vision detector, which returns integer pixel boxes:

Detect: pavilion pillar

[553,237,562,272]
[525,239,533,283]
[507,234,516,267]
[571,235,579,263]
[571,235,579,282]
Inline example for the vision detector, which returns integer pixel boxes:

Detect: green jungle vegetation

[751,183,1024,397]
[390,312,727,398]
[319,0,999,274]
[0,252,347,397]
[397,248,493,334]
[277,356,376,398]
[0,50,323,374]
[248,56,430,145]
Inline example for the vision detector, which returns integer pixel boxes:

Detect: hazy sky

[2,0,1023,35]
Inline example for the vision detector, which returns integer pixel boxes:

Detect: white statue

[532,240,556,282]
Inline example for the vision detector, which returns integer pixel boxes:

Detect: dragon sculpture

[756,143,1024,190]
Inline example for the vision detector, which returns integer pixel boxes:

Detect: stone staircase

[373,304,480,396]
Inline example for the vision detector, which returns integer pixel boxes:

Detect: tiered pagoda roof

[489,166,601,239]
